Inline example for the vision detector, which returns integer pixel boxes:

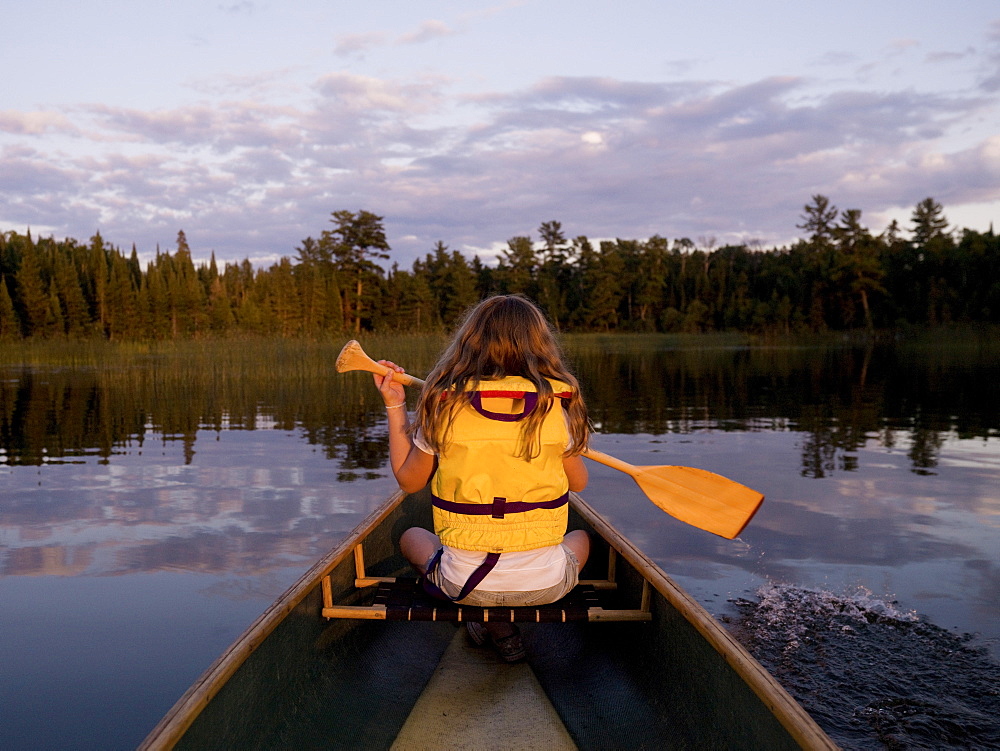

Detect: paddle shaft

[337,343,621,465]
[335,340,763,538]
[341,357,630,471]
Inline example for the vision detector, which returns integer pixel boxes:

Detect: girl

[373,295,591,662]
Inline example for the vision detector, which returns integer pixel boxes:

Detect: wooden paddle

[335,340,764,539]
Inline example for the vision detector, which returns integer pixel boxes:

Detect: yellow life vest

[431,376,572,554]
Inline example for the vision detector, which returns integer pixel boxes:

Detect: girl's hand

[374,360,407,408]
[374,359,433,492]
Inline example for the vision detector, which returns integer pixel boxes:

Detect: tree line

[1,197,998,341]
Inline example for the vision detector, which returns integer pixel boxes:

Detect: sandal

[492,630,526,663]
[464,621,526,663]
[465,621,490,647]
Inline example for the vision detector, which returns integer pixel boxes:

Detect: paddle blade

[631,465,764,539]
[335,340,426,387]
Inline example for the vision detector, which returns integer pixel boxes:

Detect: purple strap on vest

[432,492,569,519]
[424,491,568,600]
[469,391,538,422]
[422,548,501,602]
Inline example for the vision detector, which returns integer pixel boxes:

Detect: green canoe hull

[141,490,836,750]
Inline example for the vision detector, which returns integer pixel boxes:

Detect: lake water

[1,334,998,749]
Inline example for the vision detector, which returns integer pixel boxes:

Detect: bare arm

[374,361,436,493]
[563,454,588,492]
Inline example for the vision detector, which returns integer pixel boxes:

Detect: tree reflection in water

[3,336,996,474]
[1,334,998,749]
[2,334,997,583]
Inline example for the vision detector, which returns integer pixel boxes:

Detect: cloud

[810,51,859,68]
[333,31,387,57]
[869,135,1000,208]
[925,47,977,64]
[989,18,1000,43]
[406,74,997,246]
[0,110,77,136]
[185,69,302,100]
[0,148,102,235]
[396,20,457,46]
[85,101,304,153]
[887,38,920,55]
[314,72,442,115]
[334,18,459,58]
[1,61,998,268]
[217,1,256,14]
[979,20,1000,92]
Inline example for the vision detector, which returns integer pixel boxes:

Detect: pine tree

[144,263,170,339]
[128,245,142,289]
[910,198,949,246]
[208,276,235,332]
[536,221,568,327]
[583,241,623,330]
[832,209,885,330]
[231,260,265,333]
[14,246,50,336]
[497,236,537,298]
[422,242,478,328]
[268,258,301,336]
[635,236,669,329]
[0,275,19,339]
[46,287,65,336]
[293,237,345,333]
[798,195,838,247]
[324,210,390,333]
[387,265,435,332]
[168,231,208,336]
[87,233,109,332]
[52,251,92,336]
[106,254,139,340]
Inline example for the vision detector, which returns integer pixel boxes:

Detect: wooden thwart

[322,544,652,623]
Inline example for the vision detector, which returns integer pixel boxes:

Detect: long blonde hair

[413,295,590,459]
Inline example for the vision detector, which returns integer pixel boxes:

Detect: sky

[2,0,999,269]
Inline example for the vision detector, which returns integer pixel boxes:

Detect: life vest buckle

[491,496,506,519]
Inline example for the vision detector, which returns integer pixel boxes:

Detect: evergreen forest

[1,196,998,341]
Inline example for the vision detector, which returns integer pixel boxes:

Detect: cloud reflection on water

[1,428,400,578]
[1,339,997,637]
[1,339,998,749]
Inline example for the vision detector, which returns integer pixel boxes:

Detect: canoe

[140,489,836,750]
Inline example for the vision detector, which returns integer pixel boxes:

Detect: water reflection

[1,337,998,749]
[2,339,997,582]
[4,341,998,476]
[0,365,394,470]
[571,341,999,477]
[1,429,401,579]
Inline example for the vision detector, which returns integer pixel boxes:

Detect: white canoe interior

[391,630,577,750]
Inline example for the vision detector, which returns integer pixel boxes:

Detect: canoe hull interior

[146,490,831,750]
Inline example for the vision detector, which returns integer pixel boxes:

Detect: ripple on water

[726,584,1000,750]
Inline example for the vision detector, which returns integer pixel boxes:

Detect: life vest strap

[469,391,538,422]
[422,549,501,602]
[438,389,572,400]
[432,492,569,519]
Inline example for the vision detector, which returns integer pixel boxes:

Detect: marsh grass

[561,331,751,356]
[0,334,449,465]
[3,330,998,466]
[4,327,994,376]
[0,334,448,376]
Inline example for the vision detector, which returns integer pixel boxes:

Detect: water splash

[726,584,1000,750]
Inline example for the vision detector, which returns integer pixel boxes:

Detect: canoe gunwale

[138,489,410,750]
[140,488,836,751]
[569,493,837,751]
